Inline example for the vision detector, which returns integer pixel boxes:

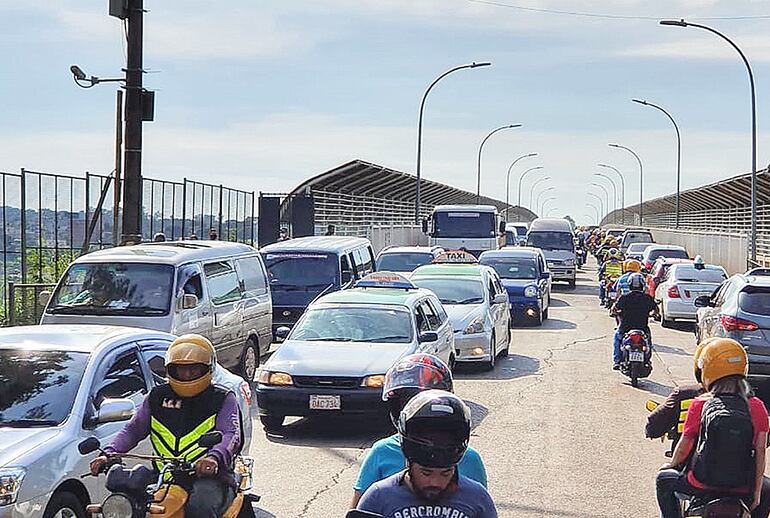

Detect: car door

[203,260,245,369]
[235,255,273,355]
[537,254,550,310]
[425,296,453,363]
[703,280,730,338]
[486,273,506,344]
[414,301,439,355]
[175,263,212,337]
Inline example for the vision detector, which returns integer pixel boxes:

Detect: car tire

[500,328,510,358]
[239,338,260,382]
[449,354,456,372]
[43,491,85,518]
[660,307,672,329]
[485,334,496,371]
[542,307,549,321]
[260,415,285,431]
[568,280,576,289]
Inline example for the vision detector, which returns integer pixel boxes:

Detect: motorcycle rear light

[667,286,681,298]
[721,314,759,332]
[630,333,642,344]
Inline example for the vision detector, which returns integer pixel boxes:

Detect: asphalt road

[248,260,699,517]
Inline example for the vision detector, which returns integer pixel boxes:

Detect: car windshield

[263,253,339,289]
[412,277,485,305]
[674,266,726,284]
[739,289,770,315]
[376,253,434,272]
[0,349,89,426]
[432,211,496,238]
[649,249,689,261]
[289,306,413,343]
[47,263,174,316]
[628,243,653,253]
[527,231,574,251]
[481,257,538,280]
[624,233,652,244]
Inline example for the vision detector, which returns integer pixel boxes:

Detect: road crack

[297,443,369,518]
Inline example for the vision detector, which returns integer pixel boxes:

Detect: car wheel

[500,328,510,358]
[239,339,259,382]
[485,333,496,371]
[260,415,285,431]
[568,280,576,289]
[542,306,549,321]
[660,307,672,329]
[43,492,85,518]
[448,354,456,372]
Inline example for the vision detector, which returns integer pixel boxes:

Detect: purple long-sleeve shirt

[106,391,241,474]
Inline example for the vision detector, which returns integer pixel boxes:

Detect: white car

[655,263,728,326]
[374,246,444,274]
[625,242,654,262]
[411,255,511,370]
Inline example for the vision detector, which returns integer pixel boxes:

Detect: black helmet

[629,273,645,292]
[382,354,453,425]
[397,390,470,468]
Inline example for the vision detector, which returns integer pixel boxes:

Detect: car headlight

[102,493,134,518]
[524,285,538,298]
[564,259,575,266]
[257,370,294,386]
[464,316,486,335]
[0,467,25,506]
[361,375,385,388]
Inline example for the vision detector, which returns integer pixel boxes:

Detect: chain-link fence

[0,168,255,326]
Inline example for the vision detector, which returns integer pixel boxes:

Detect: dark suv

[695,274,770,380]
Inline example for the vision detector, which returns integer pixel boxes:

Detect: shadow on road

[653,343,690,356]
[253,508,277,518]
[554,283,597,298]
[454,353,540,381]
[264,414,389,448]
[541,318,577,330]
[496,502,615,518]
[548,297,570,308]
[629,378,674,397]
[464,399,490,430]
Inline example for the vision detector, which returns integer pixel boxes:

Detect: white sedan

[655,263,728,327]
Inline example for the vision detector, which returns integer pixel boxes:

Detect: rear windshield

[527,232,574,251]
[263,253,339,289]
[376,253,433,273]
[481,257,538,280]
[674,266,727,284]
[739,289,770,315]
[625,233,653,244]
[648,248,689,261]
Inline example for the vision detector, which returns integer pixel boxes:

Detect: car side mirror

[540,272,551,280]
[694,296,712,308]
[78,437,102,455]
[493,293,508,305]
[275,326,291,340]
[499,221,507,234]
[96,398,136,424]
[39,290,52,307]
[418,331,439,343]
[421,219,429,234]
[341,270,353,285]
[198,431,222,448]
[179,294,198,310]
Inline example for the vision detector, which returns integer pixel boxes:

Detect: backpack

[690,394,755,489]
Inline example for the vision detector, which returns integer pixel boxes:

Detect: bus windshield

[432,211,496,238]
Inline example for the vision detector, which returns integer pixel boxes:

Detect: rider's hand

[90,456,108,476]
[195,456,219,478]
[659,462,674,471]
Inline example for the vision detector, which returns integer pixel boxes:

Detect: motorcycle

[618,329,652,387]
[603,276,619,309]
[575,246,587,269]
[645,401,752,518]
[78,432,259,518]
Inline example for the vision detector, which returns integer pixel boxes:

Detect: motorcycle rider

[356,390,497,518]
[615,259,642,298]
[350,354,487,508]
[656,338,770,518]
[611,273,657,370]
[89,335,242,518]
[598,248,623,305]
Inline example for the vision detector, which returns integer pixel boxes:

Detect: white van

[40,241,272,380]
[526,218,577,288]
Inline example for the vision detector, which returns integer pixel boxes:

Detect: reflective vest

[604,260,623,279]
[148,384,227,472]
[678,398,694,434]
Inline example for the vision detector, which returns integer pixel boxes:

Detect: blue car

[480,248,551,325]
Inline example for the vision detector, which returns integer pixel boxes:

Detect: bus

[422,205,505,257]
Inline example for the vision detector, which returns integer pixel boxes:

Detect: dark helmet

[629,273,645,292]
[383,354,453,425]
[397,390,470,468]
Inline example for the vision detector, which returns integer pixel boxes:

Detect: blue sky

[1,0,769,223]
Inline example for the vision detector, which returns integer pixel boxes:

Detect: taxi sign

[432,250,479,264]
[355,271,416,290]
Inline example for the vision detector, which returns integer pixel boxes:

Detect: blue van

[260,236,375,335]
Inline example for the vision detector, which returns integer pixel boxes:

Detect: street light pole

[591,183,611,223]
[632,98,682,228]
[518,166,544,210]
[505,153,538,221]
[594,173,618,224]
[477,124,522,203]
[584,213,596,225]
[660,19,757,260]
[587,192,604,222]
[609,143,643,225]
[598,163,626,224]
[586,203,600,223]
[415,62,491,224]
[535,187,555,215]
[529,176,551,210]
[541,196,557,216]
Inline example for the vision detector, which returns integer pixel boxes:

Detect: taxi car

[411,251,511,370]
[255,272,454,431]
[375,246,444,274]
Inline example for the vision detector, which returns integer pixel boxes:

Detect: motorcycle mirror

[198,431,223,448]
[78,437,102,455]
[645,400,659,413]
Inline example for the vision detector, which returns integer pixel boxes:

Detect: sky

[1,0,769,225]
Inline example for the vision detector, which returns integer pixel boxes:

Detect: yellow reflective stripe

[681,399,693,410]
[178,415,217,453]
[185,446,207,463]
[151,417,177,450]
[676,398,695,433]
[151,433,175,459]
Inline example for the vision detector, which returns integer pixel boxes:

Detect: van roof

[528,218,573,231]
[260,236,371,254]
[432,204,497,212]
[73,241,257,265]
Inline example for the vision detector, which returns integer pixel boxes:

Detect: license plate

[629,351,644,362]
[309,395,341,410]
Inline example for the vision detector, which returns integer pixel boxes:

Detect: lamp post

[477,124,522,203]
[597,163,626,224]
[535,187,555,215]
[660,19,757,259]
[586,203,600,223]
[587,192,604,222]
[609,143,643,225]
[529,176,552,210]
[591,183,611,224]
[505,153,538,221]
[518,165,544,210]
[540,196,557,216]
[594,173,618,224]
[415,62,492,223]
[632,98,682,228]
[584,213,596,225]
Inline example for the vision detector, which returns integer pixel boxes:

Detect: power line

[464,0,770,21]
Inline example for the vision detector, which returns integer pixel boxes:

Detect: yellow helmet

[693,337,720,384]
[698,338,747,390]
[623,259,642,273]
[165,334,216,398]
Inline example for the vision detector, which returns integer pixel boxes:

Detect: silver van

[40,241,271,381]
[526,218,577,288]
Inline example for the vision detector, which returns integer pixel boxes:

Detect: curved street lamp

[609,143,643,224]
[594,173,618,224]
[583,213,596,225]
[586,203,600,223]
[660,19,757,258]
[597,163,626,224]
[547,207,559,217]
[529,176,551,210]
[535,187,555,214]
[518,166,544,210]
[591,182,611,219]
[540,196,557,216]
[415,61,492,223]
[505,153,538,221]
[477,124,523,203]
[587,192,604,221]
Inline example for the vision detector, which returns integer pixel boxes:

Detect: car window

[420,300,441,329]
[428,296,448,324]
[237,256,269,297]
[177,264,204,306]
[93,351,147,407]
[415,306,431,332]
[141,350,168,385]
[712,280,732,306]
[204,261,242,305]
[487,279,496,302]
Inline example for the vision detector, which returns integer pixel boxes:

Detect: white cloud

[618,33,770,61]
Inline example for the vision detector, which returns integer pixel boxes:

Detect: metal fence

[0,168,255,326]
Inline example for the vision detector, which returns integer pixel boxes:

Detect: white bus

[422,205,505,257]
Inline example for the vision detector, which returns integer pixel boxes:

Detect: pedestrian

[325,224,336,236]
[189,233,198,240]
[153,232,166,242]
[209,228,218,240]
[278,228,289,241]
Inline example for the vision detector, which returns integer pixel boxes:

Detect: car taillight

[240,381,253,406]
[721,315,759,332]
[667,286,681,298]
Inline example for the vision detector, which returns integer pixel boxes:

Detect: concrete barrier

[368,225,428,254]
[650,228,748,274]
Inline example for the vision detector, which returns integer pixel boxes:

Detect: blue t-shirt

[358,471,497,518]
[616,272,633,296]
[355,433,487,493]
